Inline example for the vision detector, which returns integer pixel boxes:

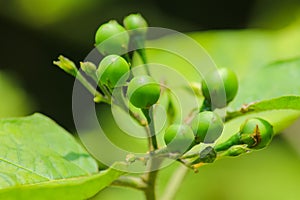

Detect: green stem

[137,48,151,76]
[98,83,112,102]
[142,108,158,150]
[76,72,110,104]
[143,158,162,200]
[112,176,148,190]
[141,105,160,200]
[161,165,189,200]
[199,99,212,112]
[214,133,241,152]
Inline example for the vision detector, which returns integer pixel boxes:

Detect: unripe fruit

[201,68,238,108]
[215,118,274,152]
[95,20,129,55]
[96,55,130,88]
[164,124,195,153]
[123,13,148,35]
[239,118,273,150]
[191,111,224,144]
[127,75,160,108]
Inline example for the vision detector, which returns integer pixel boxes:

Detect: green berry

[127,75,160,108]
[191,111,224,144]
[96,55,130,88]
[95,20,129,55]
[201,68,238,108]
[239,118,274,149]
[123,13,148,35]
[164,124,195,153]
[215,118,274,152]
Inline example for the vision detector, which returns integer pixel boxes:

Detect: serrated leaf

[0,113,125,199]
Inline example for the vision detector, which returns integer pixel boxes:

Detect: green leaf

[228,58,300,111]
[0,163,125,200]
[0,113,125,199]
[190,23,300,80]
[227,96,300,120]
[217,58,300,143]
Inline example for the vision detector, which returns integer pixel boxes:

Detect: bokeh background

[1,0,300,199]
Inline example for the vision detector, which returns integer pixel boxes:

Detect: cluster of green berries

[95,13,148,56]
[93,14,161,109]
[56,13,275,167]
[163,67,274,160]
[193,117,274,164]
[163,67,239,154]
[163,111,224,153]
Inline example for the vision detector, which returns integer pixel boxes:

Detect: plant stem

[143,158,162,200]
[136,44,161,200]
[137,48,151,76]
[199,99,212,112]
[76,72,110,104]
[161,165,189,200]
[142,108,158,150]
[112,176,148,190]
[141,105,161,200]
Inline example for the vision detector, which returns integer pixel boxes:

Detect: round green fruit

[127,75,160,108]
[201,68,238,108]
[239,118,274,149]
[96,55,130,88]
[164,124,195,153]
[123,13,148,35]
[95,20,129,55]
[191,111,224,144]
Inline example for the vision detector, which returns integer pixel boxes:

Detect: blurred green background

[1,0,300,199]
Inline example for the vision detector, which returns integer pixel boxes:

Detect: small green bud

[53,55,78,76]
[239,118,274,150]
[127,75,160,108]
[198,146,217,163]
[96,55,130,88]
[164,124,195,153]
[123,13,148,36]
[201,68,238,108]
[95,20,129,55]
[191,111,224,144]
[80,61,97,80]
